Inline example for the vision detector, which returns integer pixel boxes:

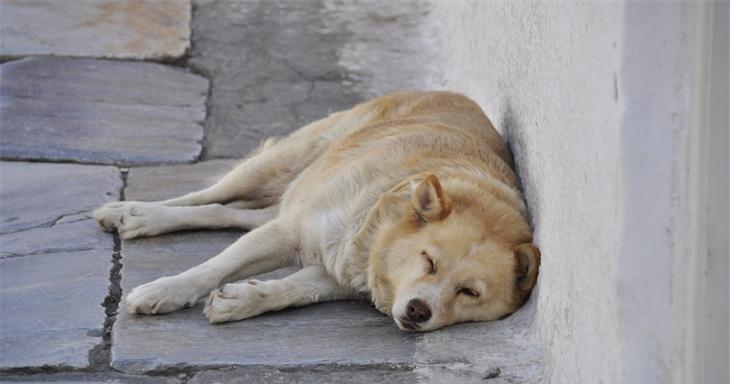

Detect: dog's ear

[514,244,540,292]
[412,174,451,222]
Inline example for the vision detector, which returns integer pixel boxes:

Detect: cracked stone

[190,0,363,158]
[0,0,191,60]
[1,219,110,259]
[0,162,121,235]
[0,57,208,166]
[0,162,120,369]
[413,308,543,383]
[111,160,416,373]
[190,0,436,159]
[0,250,111,369]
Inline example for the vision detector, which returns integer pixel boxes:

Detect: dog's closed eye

[421,251,437,274]
[457,287,480,298]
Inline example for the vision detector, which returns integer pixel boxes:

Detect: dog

[93,91,540,332]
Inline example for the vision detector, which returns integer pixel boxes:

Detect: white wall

[423,1,728,383]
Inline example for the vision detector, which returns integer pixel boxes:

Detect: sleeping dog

[94,91,540,332]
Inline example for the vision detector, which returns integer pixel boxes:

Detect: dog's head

[370,174,540,332]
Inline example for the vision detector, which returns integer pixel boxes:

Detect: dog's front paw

[203,281,268,324]
[125,276,202,315]
[93,202,165,239]
[93,202,146,234]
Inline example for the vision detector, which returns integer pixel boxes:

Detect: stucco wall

[421,1,726,383]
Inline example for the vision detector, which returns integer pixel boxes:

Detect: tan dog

[94,91,540,332]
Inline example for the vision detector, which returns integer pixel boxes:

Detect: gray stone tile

[0,250,111,369]
[112,297,415,373]
[125,160,239,202]
[0,57,207,166]
[0,0,191,60]
[190,0,363,159]
[188,366,416,384]
[0,162,121,235]
[414,309,543,383]
[0,372,181,383]
[112,161,416,373]
[0,162,120,369]
[1,219,110,259]
[190,0,436,159]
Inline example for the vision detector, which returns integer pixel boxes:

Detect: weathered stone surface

[190,0,362,158]
[112,160,416,373]
[188,366,416,384]
[0,162,121,235]
[124,160,239,202]
[0,0,191,60]
[0,57,207,166]
[414,307,542,384]
[0,251,112,369]
[0,162,120,369]
[113,299,415,373]
[0,372,181,383]
[1,218,110,259]
[190,0,435,159]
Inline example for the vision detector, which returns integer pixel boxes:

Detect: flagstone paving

[0,162,121,370]
[189,0,434,159]
[0,372,181,384]
[111,160,417,373]
[0,1,542,382]
[0,0,191,60]
[0,57,207,166]
[189,0,362,159]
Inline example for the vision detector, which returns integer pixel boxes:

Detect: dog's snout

[406,298,431,323]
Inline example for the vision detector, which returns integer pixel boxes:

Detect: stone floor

[0,1,539,383]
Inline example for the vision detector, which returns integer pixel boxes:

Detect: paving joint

[184,60,213,162]
[0,365,83,377]
[88,168,128,372]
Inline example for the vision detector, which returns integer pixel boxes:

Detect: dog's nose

[406,298,431,323]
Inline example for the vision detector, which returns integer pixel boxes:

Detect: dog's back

[283,91,519,207]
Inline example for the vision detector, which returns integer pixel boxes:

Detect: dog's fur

[94,91,540,332]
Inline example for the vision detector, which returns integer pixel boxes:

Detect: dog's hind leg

[203,265,359,323]
[94,113,350,233]
[105,204,279,240]
[124,219,299,314]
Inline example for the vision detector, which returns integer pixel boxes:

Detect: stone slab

[124,160,240,202]
[190,0,363,158]
[0,162,120,369]
[0,162,121,235]
[0,250,112,369]
[0,372,181,383]
[0,0,191,60]
[111,160,416,373]
[187,366,416,384]
[1,218,110,259]
[414,307,543,384]
[190,0,436,159]
[0,57,207,166]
